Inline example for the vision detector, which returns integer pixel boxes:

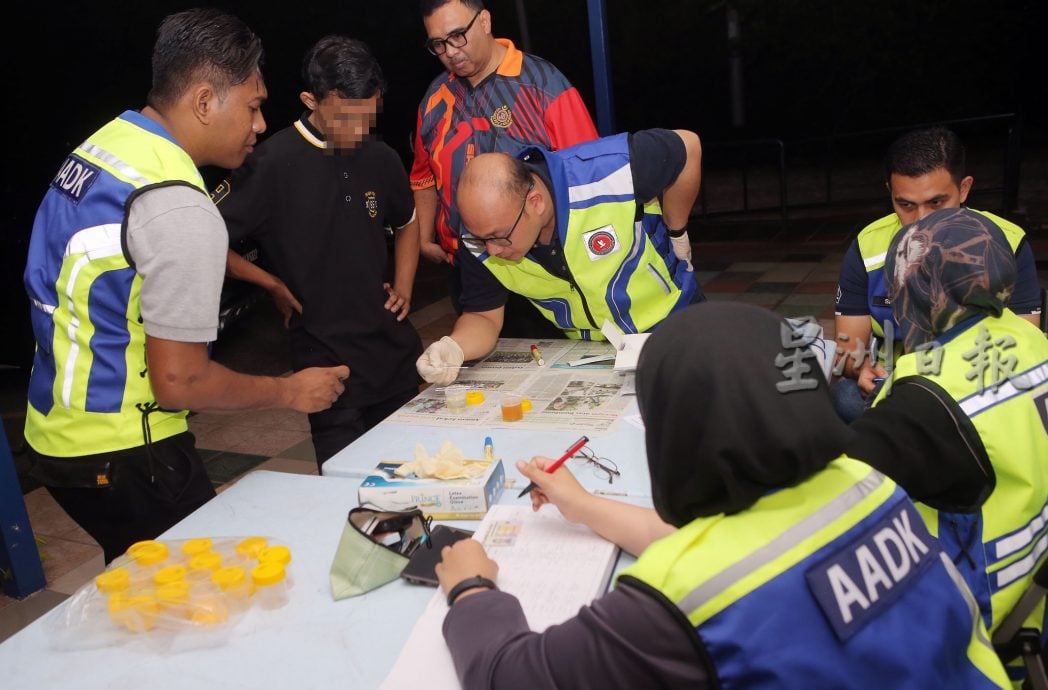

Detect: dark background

[4,0,1047,371]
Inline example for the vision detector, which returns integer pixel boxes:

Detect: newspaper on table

[389,340,632,432]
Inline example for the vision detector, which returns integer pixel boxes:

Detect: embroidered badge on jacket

[490,105,513,129]
[364,191,378,218]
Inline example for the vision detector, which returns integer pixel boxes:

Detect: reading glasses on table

[572,447,620,484]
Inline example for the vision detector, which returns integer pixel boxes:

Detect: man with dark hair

[217,36,422,470]
[417,129,703,383]
[23,9,348,563]
[832,126,1041,421]
[411,0,607,338]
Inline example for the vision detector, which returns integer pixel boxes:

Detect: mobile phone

[400,525,474,586]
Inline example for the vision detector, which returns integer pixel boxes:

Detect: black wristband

[667,225,688,238]
[446,575,497,606]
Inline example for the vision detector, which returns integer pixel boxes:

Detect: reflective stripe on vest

[873,312,1048,637]
[622,457,1008,688]
[24,111,205,457]
[472,134,696,339]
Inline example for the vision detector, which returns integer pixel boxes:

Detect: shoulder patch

[806,500,939,641]
[210,180,231,205]
[583,226,621,261]
[50,155,101,205]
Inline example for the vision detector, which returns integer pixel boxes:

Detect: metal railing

[695,113,1022,225]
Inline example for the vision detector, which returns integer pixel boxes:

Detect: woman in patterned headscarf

[849,207,1048,655]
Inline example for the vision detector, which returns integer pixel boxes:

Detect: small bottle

[251,562,289,610]
[212,566,251,611]
[127,540,169,587]
[110,593,161,633]
[187,551,222,586]
[181,537,213,561]
[153,564,188,588]
[258,545,293,587]
[187,592,229,627]
[95,567,130,595]
[236,537,269,564]
[156,580,192,623]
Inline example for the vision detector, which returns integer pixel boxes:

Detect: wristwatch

[446,575,498,606]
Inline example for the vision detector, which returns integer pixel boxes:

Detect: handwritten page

[380,504,619,689]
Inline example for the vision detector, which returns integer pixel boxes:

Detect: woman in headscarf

[435,301,1009,689]
[847,207,1048,660]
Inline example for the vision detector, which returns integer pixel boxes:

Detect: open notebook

[380,504,619,689]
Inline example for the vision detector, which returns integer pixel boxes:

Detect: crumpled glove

[416,336,464,386]
[670,231,693,272]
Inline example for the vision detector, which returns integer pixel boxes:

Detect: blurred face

[208,71,267,169]
[423,2,494,83]
[304,91,379,150]
[889,167,973,225]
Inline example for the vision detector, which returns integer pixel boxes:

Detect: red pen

[517,435,589,498]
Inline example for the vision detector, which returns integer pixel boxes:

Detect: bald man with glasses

[416,129,705,385]
[411,0,599,339]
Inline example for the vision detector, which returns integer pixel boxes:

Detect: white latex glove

[416,336,464,385]
[670,232,693,272]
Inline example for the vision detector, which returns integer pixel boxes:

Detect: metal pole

[727,4,745,128]
[586,0,616,135]
[0,428,45,599]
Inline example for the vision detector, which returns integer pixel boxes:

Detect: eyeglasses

[424,10,482,56]
[572,447,620,485]
[460,182,533,251]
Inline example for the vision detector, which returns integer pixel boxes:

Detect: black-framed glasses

[572,447,620,485]
[461,182,533,251]
[424,10,482,56]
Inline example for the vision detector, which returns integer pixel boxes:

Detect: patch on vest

[50,155,101,205]
[490,105,513,129]
[583,226,620,261]
[805,501,939,641]
[365,190,378,218]
[210,179,231,205]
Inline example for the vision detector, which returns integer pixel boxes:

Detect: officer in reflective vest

[416,129,704,386]
[863,207,1048,683]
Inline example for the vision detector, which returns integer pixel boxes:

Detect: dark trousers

[309,386,419,472]
[32,432,216,564]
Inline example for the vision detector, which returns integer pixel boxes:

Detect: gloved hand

[670,231,693,272]
[416,336,465,385]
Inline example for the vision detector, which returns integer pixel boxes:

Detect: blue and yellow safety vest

[24,110,206,457]
[468,133,698,340]
[874,312,1048,664]
[622,457,1010,689]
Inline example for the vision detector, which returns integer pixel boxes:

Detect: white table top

[1,340,651,689]
[1,471,436,689]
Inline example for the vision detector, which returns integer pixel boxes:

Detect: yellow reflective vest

[24,111,206,457]
[622,457,1009,688]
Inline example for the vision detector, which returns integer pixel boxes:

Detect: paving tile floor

[3,211,1045,643]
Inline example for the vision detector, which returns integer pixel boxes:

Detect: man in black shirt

[217,36,422,469]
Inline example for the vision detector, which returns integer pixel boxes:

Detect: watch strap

[446,575,497,606]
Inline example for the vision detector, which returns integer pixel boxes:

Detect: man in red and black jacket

[411,0,598,337]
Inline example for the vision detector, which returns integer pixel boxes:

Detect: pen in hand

[517,435,589,498]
